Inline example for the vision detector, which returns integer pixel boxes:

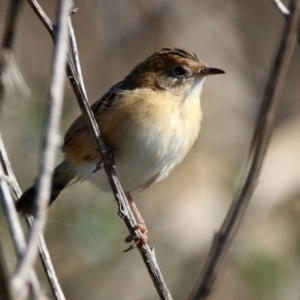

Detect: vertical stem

[13,0,71,286]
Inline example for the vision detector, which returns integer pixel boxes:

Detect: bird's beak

[199,67,225,76]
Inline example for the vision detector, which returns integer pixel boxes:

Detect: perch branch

[189,0,300,299]
[26,0,173,299]
[13,0,72,290]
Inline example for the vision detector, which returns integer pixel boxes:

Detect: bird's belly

[75,127,191,193]
[75,94,202,192]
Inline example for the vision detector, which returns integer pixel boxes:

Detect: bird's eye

[173,65,186,77]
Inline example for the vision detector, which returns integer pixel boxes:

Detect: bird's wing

[64,81,130,141]
[62,80,133,163]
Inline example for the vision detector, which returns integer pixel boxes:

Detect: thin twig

[0,134,66,300]
[27,0,173,299]
[189,1,300,299]
[0,164,26,260]
[13,0,72,288]
[0,159,43,300]
[272,0,300,45]
[273,0,290,16]
[68,8,87,97]
[0,0,30,109]
[35,228,65,300]
[0,1,64,295]
[0,171,42,300]
[1,0,24,50]
[0,242,13,300]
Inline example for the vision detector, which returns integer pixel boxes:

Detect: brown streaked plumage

[16,48,225,217]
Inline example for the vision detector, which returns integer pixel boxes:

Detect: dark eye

[173,65,186,77]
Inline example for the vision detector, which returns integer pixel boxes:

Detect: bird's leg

[92,146,115,173]
[123,192,148,252]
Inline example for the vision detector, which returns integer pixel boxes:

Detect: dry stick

[273,0,291,16]
[0,0,24,98]
[189,1,300,299]
[1,0,24,50]
[0,172,42,300]
[0,134,65,300]
[272,0,300,45]
[1,145,65,300]
[26,0,173,299]
[13,0,72,288]
[68,9,87,96]
[34,226,66,300]
[0,163,43,300]
[0,242,12,300]
[0,0,23,91]
[272,2,300,300]
[0,0,30,107]
[0,162,26,262]
[0,0,62,298]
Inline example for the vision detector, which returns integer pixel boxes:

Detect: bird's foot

[123,223,148,252]
[92,147,115,173]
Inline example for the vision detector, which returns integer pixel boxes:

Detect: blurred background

[1,0,300,299]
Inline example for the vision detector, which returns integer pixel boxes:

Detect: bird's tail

[16,160,75,215]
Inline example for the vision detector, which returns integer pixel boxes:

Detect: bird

[16,48,224,245]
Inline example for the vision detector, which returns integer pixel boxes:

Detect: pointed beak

[199,67,225,76]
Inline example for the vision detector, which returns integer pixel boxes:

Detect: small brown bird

[16,48,224,241]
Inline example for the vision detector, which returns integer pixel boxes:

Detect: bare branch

[273,0,290,16]
[0,242,13,300]
[35,226,66,300]
[0,145,43,299]
[0,144,27,263]
[272,0,300,45]
[27,0,173,298]
[68,9,87,97]
[189,0,300,299]
[13,0,72,289]
[0,134,66,300]
[1,0,24,50]
[0,0,30,111]
[0,1,65,295]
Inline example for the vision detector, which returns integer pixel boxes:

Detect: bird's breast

[108,89,202,190]
[73,88,202,192]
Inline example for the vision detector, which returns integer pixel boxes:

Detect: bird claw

[92,147,115,173]
[123,223,148,252]
[92,160,105,173]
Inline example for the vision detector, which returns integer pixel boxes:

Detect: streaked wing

[62,79,136,163]
[90,80,132,118]
[64,80,132,144]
